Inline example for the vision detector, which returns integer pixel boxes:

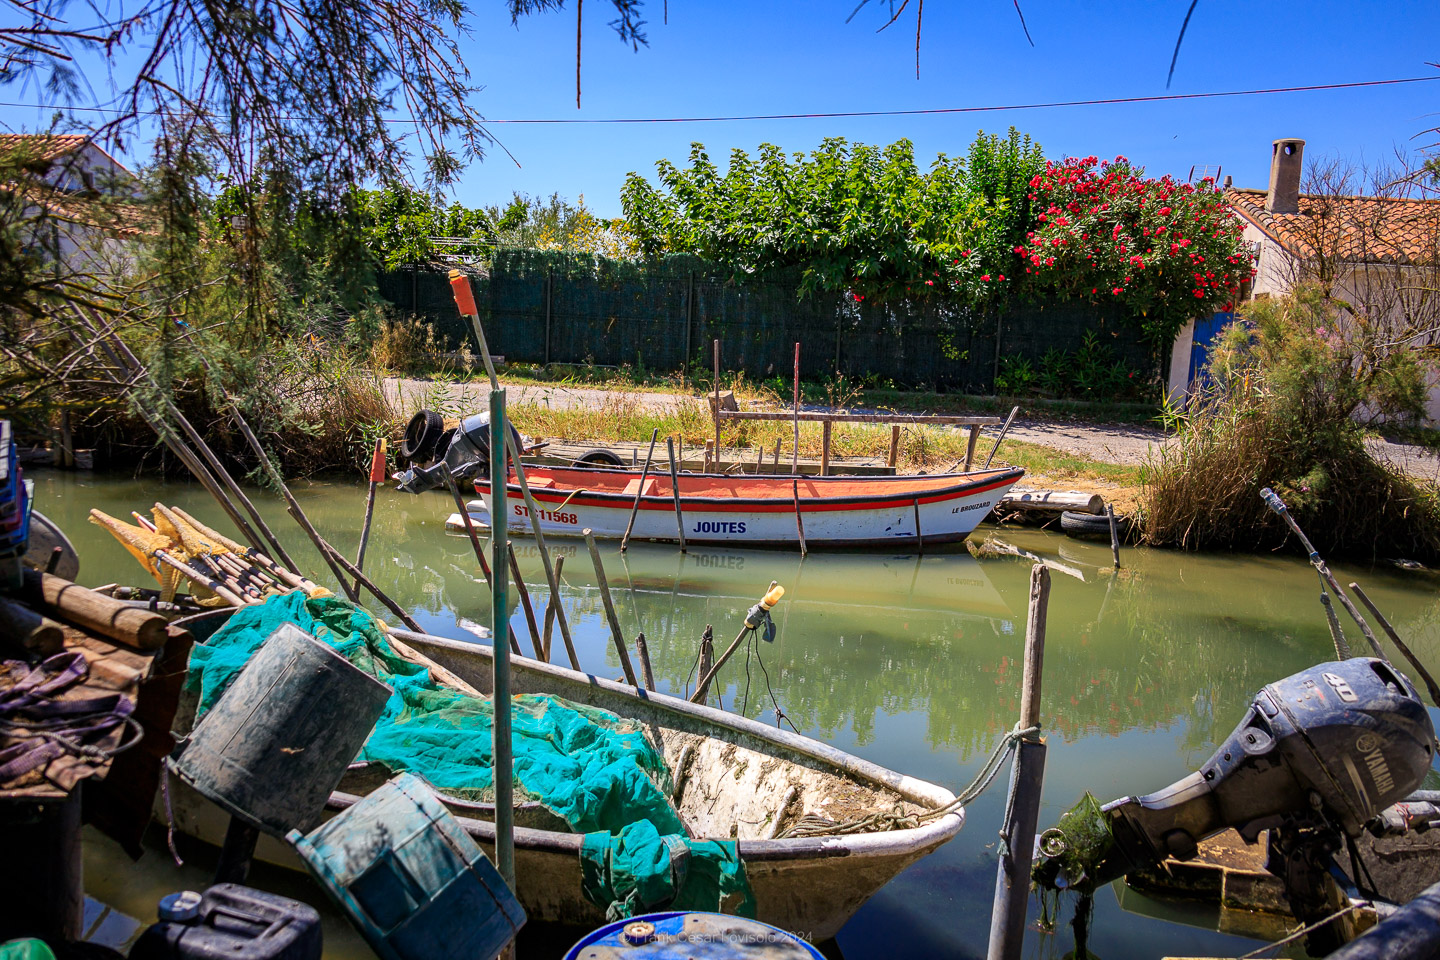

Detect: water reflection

[28,469,1440,960]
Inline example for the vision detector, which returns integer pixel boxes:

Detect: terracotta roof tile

[1227,187,1440,266]
[0,134,90,165]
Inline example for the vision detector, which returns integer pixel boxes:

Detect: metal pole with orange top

[448,269,581,670]
[352,437,386,596]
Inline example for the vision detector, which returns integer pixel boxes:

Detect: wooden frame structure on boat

[709,339,1004,475]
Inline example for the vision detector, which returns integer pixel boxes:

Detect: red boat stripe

[479,473,1020,515]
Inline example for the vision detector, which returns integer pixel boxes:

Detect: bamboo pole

[1260,488,1388,662]
[982,406,1020,469]
[793,478,807,558]
[713,339,721,462]
[352,438,386,595]
[792,342,801,474]
[489,389,515,891]
[963,425,980,472]
[634,632,656,692]
[1351,583,1440,706]
[89,316,299,569]
[666,437,688,553]
[229,406,358,602]
[508,544,544,660]
[696,625,714,704]
[541,555,565,662]
[987,564,1051,960]
[451,271,580,670]
[621,428,660,552]
[440,463,493,586]
[1106,504,1121,569]
[584,529,638,687]
[315,538,423,632]
[691,582,782,704]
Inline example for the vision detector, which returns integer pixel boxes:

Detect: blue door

[1188,312,1235,388]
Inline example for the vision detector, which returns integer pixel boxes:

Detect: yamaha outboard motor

[1035,658,1435,953]
[393,413,522,494]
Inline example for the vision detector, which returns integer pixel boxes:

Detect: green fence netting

[186,592,754,919]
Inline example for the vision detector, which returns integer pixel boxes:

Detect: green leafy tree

[621,134,1034,303]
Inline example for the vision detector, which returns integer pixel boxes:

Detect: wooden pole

[772,439,781,474]
[820,421,832,476]
[713,339,721,462]
[541,555,565,662]
[353,438,386,595]
[1260,488,1389,662]
[987,564,1051,960]
[439,462,493,586]
[963,425,980,472]
[621,428,660,552]
[1351,583,1440,706]
[703,440,714,474]
[1106,504,1121,569]
[912,499,924,555]
[228,405,358,601]
[755,446,765,474]
[508,545,544,660]
[792,342,801,474]
[584,529,638,686]
[696,625,714,704]
[793,479,807,558]
[489,389,515,891]
[666,437,688,553]
[692,582,780,704]
[453,272,580,670]
[316,538,423,633]
[889,425,901,468]
[983,406,1020,469]
[634,632,656,692]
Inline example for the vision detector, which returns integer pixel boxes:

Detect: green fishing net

[0,942,55,960]
[187,592,754,918]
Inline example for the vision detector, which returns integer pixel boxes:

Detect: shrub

[1141,287,1440,561]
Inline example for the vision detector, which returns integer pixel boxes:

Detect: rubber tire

[1060,510,1121,540]
[399,410,445,461]
[574,447,626,468]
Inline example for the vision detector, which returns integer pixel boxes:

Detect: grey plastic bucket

[170,622,392,837]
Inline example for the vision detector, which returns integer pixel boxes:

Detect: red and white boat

[455,465,1024,549]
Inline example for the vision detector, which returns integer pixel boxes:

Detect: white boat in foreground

[165,612,965,940]
[458,465,1025,549]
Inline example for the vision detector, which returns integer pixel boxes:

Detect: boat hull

[463,466,1024,549]
[161,621,963,941]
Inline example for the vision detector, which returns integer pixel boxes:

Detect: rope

[1237,902,1367,959]
[774,722,1038,839]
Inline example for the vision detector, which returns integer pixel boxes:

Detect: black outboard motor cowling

[393,413,523,494]
[1038,658,1435,891]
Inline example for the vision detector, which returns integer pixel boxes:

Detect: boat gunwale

[387,627,965,859]
[476,465,1024,514]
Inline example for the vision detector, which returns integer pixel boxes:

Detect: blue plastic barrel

[170,623,391,836]
[288,773,525,960]
[564,912,825,959]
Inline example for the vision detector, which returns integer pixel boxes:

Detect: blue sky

[5,1,1439,216]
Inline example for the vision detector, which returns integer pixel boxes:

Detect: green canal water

[30,467,1440,960]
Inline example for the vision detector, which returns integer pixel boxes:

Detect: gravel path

[385,376,1440,481]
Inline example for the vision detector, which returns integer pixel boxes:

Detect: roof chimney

[1266,138,1304,214]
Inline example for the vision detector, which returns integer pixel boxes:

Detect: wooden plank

[719,411,1002,426]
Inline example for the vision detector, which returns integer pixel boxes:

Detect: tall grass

[1140,289,1440,562]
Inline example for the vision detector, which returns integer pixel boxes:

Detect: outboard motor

[1035,658,1435,953]
[393,413,522,494]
